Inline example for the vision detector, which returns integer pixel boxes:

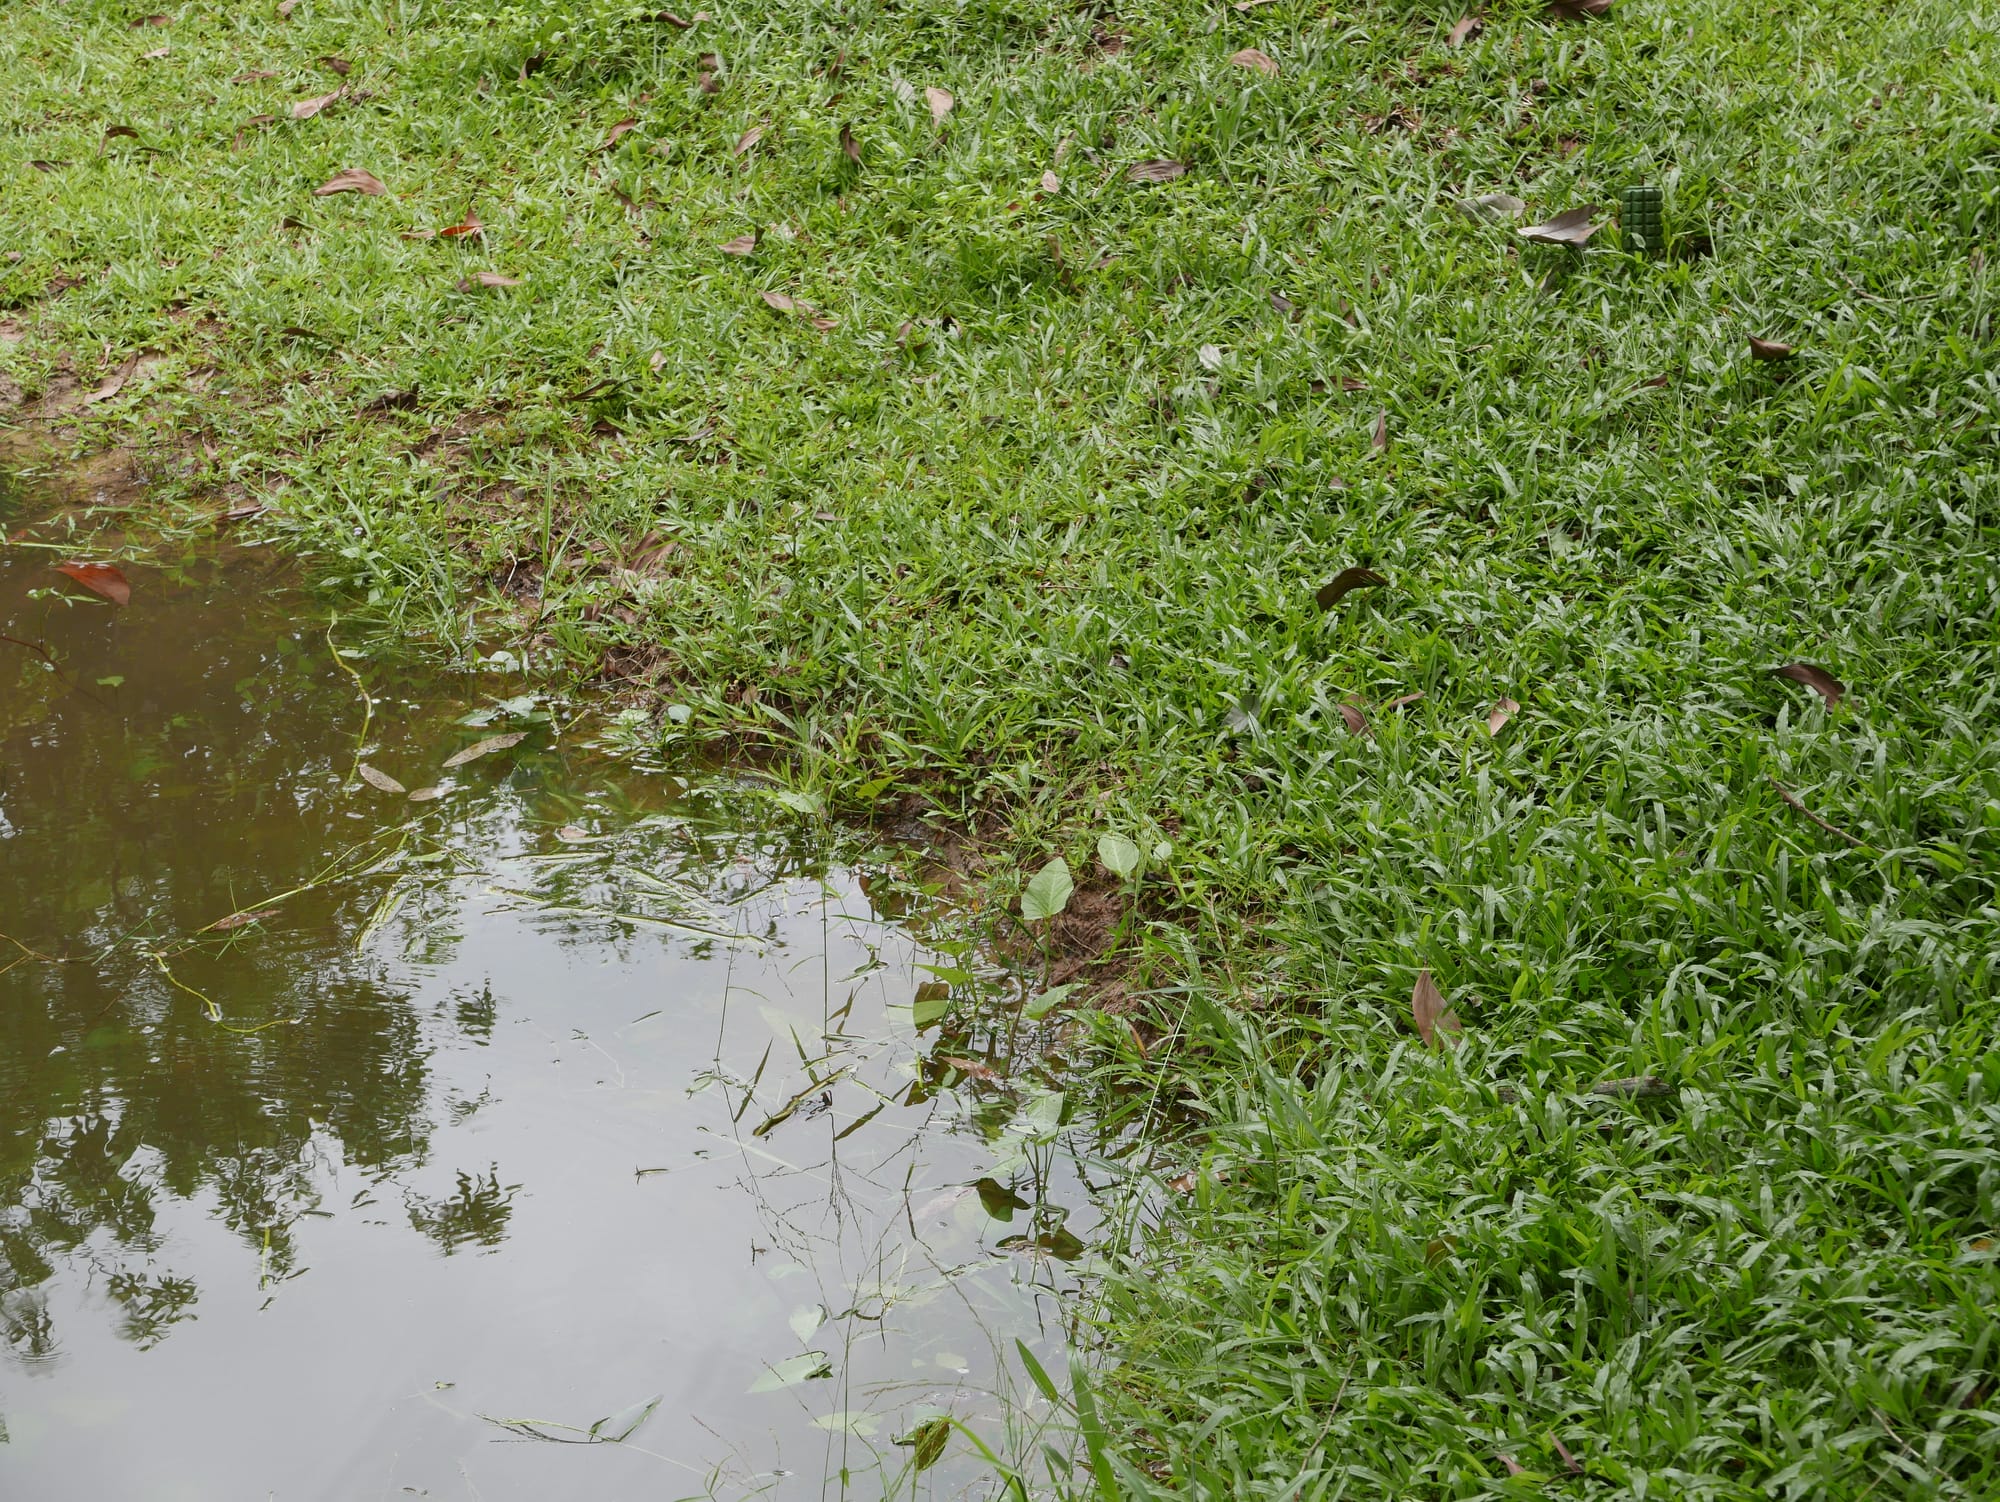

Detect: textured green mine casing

[1621,185,1664,255]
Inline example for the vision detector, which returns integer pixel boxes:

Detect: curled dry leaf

[1487,696,1520,735]
[1127,159,1187,184]
[472,271,521,287]
[731,123,766,157]
[1315,565,1387,611]
[53,561,133,607]
[1337,702,1372,739]
[1775,662,1844,707]
[1519,206,1601,246]
[442,731,527,768]
[313,167,384,196]
[292,88,344,120]
[1448,14,1483,44]
[440,211,482,239]
[925,86,954,125]
[1411,968,1461,1048]
[1041,170,1061,194]
[1372,408,1389,452]
[719,232,758,255]
[1749,335,1795,361]
[104,125,142,142]
[839,122,860,165]
[1270,291,1295,316]
[1230,47,1279,76]
[358,763,407,795]
[760,289,799,314]
[601,117,640,150]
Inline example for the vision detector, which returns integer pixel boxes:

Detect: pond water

[0,468,1100,1499]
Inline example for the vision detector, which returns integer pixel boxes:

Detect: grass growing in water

[4,0,1999,1493]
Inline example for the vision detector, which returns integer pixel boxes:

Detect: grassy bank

[5,0,2000,1494]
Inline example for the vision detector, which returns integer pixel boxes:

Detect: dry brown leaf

[1552,1437,1584,1476]
[53,561,132,607]
[292,88,344,120]
[401,227,437,241]
[719,232,758,255]
[648,349,668,373]
[654,9,693,25]
[83,355,143,405]
[732,123,766,157]
[1775,662,1844,707]
[104,124,142,141]
[406,785,445,802]
[358,763,407,795]
[314,166,383,196]
[925,86,954,124]
[1547,0,1610,16]
[1230,47,1279,76]
[1411,968,1461,1048]
[940,1055,1003,1083]
[442,731,527,768]
[760,289,799,314]
[1499,1455,1526,1477]
[233,69,278,81]
[601,117,640,150]
[1386,691,1425,709]
[319,54,352,75]
[471,271,520,287]
[441,211,482,239]
[1448,14,1483,44]
[1519,206,1601,246]
[130,12,172,24]
[276,0,298,15]
[1040,170,1061,194]
[1487,696,1520,734]
[1127,159,1187,183]
[839,122,860,165]
[142,46,170,59]
[1749,335,1795,361]
[1372,408,1389,452]
[1315,565,1387,610]
[1337,703,1372,738]
[1167,1170,1197,1193]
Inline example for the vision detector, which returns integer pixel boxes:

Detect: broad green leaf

[911,980,951,1028]
[1025,983,1077,1020]
[748,1352,833,1392]
[896,1414,952,1470]
[1012,1090,1066,1141]
[1097,833,1142,880]
[589,1393,662,1443]
[789,1303,825,1342]
[770,788,823,816]
[813,1410,882,1436]
[1020,857,1073,923]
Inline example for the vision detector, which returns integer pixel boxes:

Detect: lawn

[3,0,1998,1494]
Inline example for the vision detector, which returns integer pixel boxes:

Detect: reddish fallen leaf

[440,211,483,239]
[1127,159,1187,183]
[1315,566,1387,610]
[1411,968,1461,1048]
[1519,206,1601,246]
[925,86,954,124]
[654,9,693,25]
[1640,374,1671,388]
[314,166,383,196]
[54,561,133,607]
[1775,662,1844,707]
[1552,1437,1584,1476]
[1499,1454,1525,1476]
[732,124,766,157]
[839,121,860,165]
[358,763,407,795]
[471,271,521,287]
[1372,408,1389,452]
[1230,47,1279,76]
[104,125,142,141]
[941,1055,1003,1083]
[600,117,640,150]
[1338,702,1372,738]
[761,289,800,314]
[442,731,527,768]
[292,88,344,120]
[719,232,758,255]
[1448,14,1483,44]
[318,54,353,75]
[1487,696,1520,734]
[1749,335,1795,361]
[1386,691,1425,709]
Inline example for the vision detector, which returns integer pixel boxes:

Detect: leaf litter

[442,731,527,768]
[53,562,133,606]
[1775,662,1844,706]
[1315,565,1387,610]
[1411,968,1461,1047]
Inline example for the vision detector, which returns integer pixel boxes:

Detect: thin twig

[1768,776,1869,849]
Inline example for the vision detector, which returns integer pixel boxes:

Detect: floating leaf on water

[1487,696,1520,735]
[555,823,588,842]
[1518,206,1601,246]
[54,561,132,606]
[1411,968,1462,1048]
[358,763,406,795]
[748,1352,832,1392]
[293,89,346,121]
[1749,335,1795,361]
[1456,191,1525,223]
[314,166,384,196]
[441,731,527,768]
[1020,856,1073,923]
[1025,982,1076,1020]
[941,1055,1003,1083]
[1229,47,1279,76]
[813,1410,882,1436]
[974,1176,1031,1219]
[911,981,951,1028]
[1097,833,1142,880]
[212,910,262,930]
[895,1415,951,1470]
[1774,662,1844,706]
[788,1303,825,1342]
[589,1394,662,1443]
[925,86,954,124]
[1127,159,1187,184]
[1448,14,1484,44]
[406,785,446,802]
[1314,565,1387,611]
[1014,1089,1066,1141]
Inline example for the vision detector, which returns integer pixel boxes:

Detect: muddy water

[0,475,1097,1499]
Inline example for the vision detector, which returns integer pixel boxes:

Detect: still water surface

[0,476,1096,1498]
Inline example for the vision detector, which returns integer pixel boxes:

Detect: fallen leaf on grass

[442,730,527,768]
[732,124,766,157]
[1749,335,1795,361]
[1411,968,1461,1048]
[1230,47,1279,76]
[318,54,353,75]
[440,211,482,239]
[233,69,278,81]
[759,289,834,329]
[941,1056,1003,1083]
[54,562,132,606]
[1553,1437,1584,1475]
[103,125,142,142]
[1519,206,1601,246]
[358,763,407,795]
[1020,856,1073,923]
[1499,1454,1526,1476]
[1372,408,1389,452]
[276,0,297,15]
[313,167,383,195]
[292,88,344,120]
[142,46,170,59]
[1127,159,1187,183]
[839,122,860,165]
[130,12,171,25]
[29,159,65,171]
[468,271,521,287]
[1448,14,1483,44]
[1456,191,1525,223]
[1337,703,1372,738]
[1487,696,1520,734]
[1041,170,1061,193]
[1315,565,1387,610]
[600,117,640,150]
[1775,662,1844,707]
[1548,0,1611,15]
[925,86,954,124]
[82,355,143,405]
[719,232,758,255]
[1386,691,1425,709]
[1168,1170,1197,1193]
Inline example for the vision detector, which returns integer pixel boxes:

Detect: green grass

[4,0,2000,1494]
